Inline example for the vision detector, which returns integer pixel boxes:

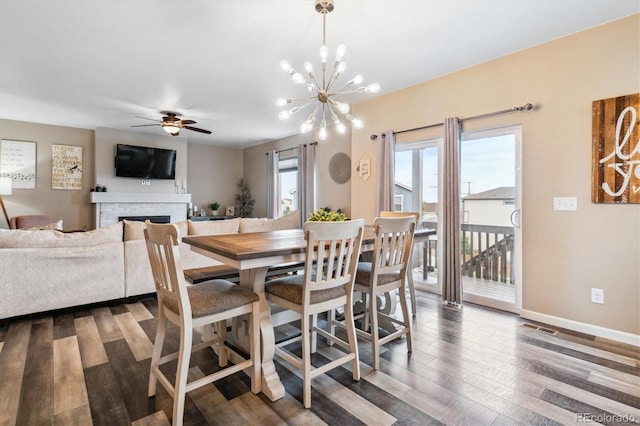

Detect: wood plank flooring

[0,291,638,425]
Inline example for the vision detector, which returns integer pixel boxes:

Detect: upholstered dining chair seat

[266,274,345,305]
[355,262,402,286]
[164,279,259,317]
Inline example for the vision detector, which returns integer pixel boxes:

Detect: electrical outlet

[553,197,577,211]
[591,288,604,304]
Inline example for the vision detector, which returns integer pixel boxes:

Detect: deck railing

[422,221,515,284]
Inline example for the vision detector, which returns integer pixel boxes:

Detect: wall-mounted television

[114,144,176,179]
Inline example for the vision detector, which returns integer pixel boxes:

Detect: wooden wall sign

[592,93,640,204]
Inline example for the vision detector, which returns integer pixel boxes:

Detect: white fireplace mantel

[91,192,192,227]
[90,192,192,204]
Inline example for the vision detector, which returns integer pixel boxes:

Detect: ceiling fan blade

[183,126,212,134]
[135,115,162,123]
[131,124,160,127]
[180,119,196,125]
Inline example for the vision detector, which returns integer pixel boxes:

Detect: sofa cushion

[239,210,300,233]
[188,218,241,235]
[0,221,123,248]
[123,219,189,241]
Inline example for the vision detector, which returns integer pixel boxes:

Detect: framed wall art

[0,139,37,189]
[592,93,640,204]
[52,144,83,190]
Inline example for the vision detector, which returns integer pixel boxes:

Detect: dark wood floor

[1,290,638,426]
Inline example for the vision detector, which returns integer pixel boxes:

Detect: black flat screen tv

[114,144,176,179]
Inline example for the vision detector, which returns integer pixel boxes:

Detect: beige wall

[351,15,640,336]
[243,130,351,219]
[0,119,94,230]
[187,142,244,213]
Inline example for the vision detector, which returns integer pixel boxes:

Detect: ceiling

[1,1,638,148]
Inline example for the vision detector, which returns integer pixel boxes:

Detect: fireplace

[91,193,191,228]
[118,215,171,224]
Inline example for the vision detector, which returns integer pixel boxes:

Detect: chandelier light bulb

[334,101,350,114]
[336,61,347,74]
[318,118,327,141]
[335,44,346,61]
[304,61,314,73]
[278,111,291,120]
[345,113,364,128]
[319,45,329,63]
[348,74,363,86]
[364,83,380,93]
[292,72,304,84]
[300,121,313,133]
[280,60,292,72]
[276,98,289,107]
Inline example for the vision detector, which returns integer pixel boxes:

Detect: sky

[395,134,516,202]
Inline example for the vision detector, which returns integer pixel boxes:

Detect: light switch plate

[553,197,577,211]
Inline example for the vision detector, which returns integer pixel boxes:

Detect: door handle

[510,209,521,228]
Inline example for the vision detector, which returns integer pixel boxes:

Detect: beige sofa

[0,211,300,320]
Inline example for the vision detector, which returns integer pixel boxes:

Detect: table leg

[239,268,285,401]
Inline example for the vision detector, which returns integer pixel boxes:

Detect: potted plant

[307,207,347,222]
[209,202,220,216]
[235,179,255,218]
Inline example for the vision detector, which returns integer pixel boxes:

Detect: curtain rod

[369,103,534,140]
[266,141,318,155]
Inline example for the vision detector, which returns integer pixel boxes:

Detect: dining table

[182,225,435,401]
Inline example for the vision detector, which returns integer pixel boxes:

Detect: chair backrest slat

[302,220,364,300]
[371,216,416,279]
[144,221,191,318]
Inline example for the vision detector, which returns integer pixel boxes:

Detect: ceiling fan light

[161,123,180,135]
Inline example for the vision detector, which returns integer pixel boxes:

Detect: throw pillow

[28,219,63,231]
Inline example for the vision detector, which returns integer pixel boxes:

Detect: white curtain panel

[266,150,279,219]
[297,143,316,226]
[375,130,395,214]
[442,117,462,305]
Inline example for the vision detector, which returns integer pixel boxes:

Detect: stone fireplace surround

[91,193,191,228]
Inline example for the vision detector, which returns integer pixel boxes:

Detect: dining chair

[379,210,420,315]
[355,216,415,370]
[144,221,261,426]
[265,219,364,408]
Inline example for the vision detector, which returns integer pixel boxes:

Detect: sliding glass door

[460,126,521,312]
[394,125,522,312]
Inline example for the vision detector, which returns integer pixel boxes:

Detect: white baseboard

[520,309,640,347]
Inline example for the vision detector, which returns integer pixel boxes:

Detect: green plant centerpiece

[235,179,255,218]
[209,202,220,216]
[307,207,347,222]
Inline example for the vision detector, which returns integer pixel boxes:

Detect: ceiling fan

[131,112,212,136]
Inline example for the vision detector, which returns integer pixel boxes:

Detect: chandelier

[277,0,380,141]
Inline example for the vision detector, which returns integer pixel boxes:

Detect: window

[394,138,440,222]
[278,156,297,217]
[394,195,403,212]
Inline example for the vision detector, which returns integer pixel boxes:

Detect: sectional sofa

[0,211,300,320]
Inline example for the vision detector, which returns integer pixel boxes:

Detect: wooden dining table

[182,225,435,401]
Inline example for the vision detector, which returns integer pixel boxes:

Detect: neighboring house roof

[394,181,412,191]
[463,187,515,200]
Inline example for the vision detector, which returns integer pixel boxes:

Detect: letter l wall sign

[592,93,640,204]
